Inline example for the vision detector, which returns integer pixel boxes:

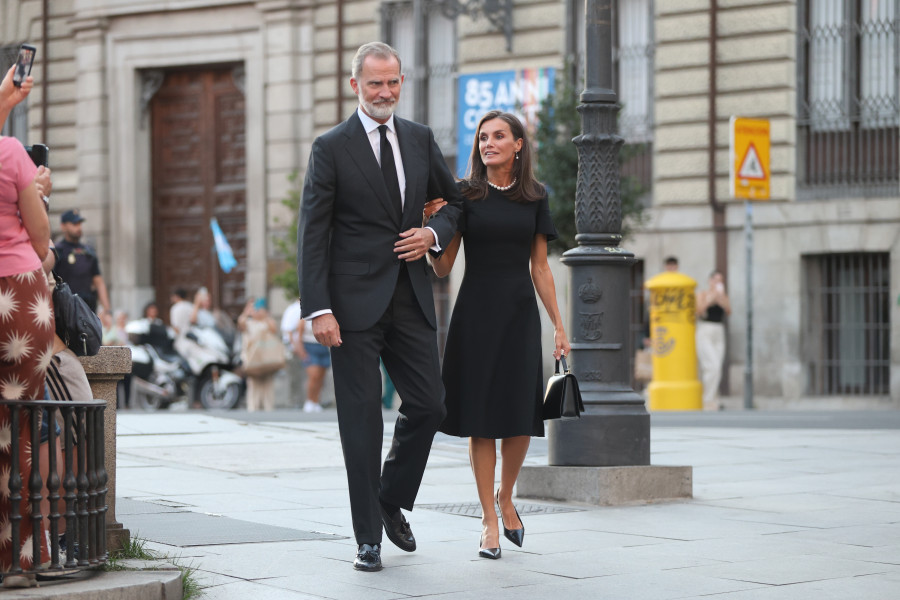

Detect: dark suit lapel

[342,113,401,228]
[396,118,423,228]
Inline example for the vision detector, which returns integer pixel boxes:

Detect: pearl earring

[515,152,519,160]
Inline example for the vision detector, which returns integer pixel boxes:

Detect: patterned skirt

[0,268,55,572]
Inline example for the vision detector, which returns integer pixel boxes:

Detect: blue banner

[456,68,555,177]
[210,217,237,274]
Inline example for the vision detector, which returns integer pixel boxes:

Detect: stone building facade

[2,0,897,406]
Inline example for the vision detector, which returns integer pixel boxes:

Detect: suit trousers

[330,265,446,545]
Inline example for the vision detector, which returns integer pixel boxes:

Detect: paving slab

[105,411,900,600]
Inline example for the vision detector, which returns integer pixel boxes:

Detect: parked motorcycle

[176,325,244,410]
[126,318,191,411]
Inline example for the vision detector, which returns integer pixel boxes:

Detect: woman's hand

[422,198,447,224]
[0,65,33,111]
[553,328,571,360]
[34,166,52,199]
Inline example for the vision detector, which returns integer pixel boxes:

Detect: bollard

[79,346,131,552]
[645,272,702,410]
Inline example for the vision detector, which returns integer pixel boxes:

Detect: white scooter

[176,325,244,410]
[125,318,192,411]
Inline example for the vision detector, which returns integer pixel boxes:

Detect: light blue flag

[210,217,237,274]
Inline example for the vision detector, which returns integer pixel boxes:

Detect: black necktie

[378,124,402,216]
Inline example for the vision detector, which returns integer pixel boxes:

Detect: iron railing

[0,399,108,579]
[803,253,891,395]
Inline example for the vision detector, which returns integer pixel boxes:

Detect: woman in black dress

[427,111,570,559]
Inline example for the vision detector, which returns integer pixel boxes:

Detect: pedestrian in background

[0,63,52,585]
[295,317,330,413]
[168,287,192,336]
[238,297,280,412]
[696,270,731,411]
[52,208,110,314]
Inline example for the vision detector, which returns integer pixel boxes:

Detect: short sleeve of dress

[0,137,37,196]
[536,192,558,242]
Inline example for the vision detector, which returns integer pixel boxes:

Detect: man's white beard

[361,96,397,120]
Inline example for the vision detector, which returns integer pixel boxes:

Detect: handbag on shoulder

[242,327,287,377]
[542,355,585,420]
[52,274,102,357]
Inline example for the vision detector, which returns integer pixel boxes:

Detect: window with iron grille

[382,0,457,160]
[569,0,654,196]
[1,44,28,142]
[803,253,890,395]
[797,0,899,196]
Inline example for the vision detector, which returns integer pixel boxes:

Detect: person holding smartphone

[0,62,52,586]
[0,64,33,127]
[695,270,732,411]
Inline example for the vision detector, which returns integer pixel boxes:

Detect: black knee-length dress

[439,185,558,439]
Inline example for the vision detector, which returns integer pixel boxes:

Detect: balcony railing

[0,399,108,579]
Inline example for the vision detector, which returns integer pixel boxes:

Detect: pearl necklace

[487,178,517,192]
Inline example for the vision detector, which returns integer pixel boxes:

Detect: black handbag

[52,274,102,356]
[542,355,585,420]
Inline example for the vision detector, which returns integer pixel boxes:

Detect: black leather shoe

[497,490,524,548]
[353,544,382,571]
[380,503,416,552]
[478,532,501,560]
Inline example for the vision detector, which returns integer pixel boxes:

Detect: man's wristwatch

[41,195,50,207]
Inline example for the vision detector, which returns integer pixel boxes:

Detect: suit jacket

[298,112,463,332]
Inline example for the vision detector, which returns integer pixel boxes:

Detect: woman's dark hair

[462,110,544,203]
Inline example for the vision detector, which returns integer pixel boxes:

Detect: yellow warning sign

[730,117,770,200]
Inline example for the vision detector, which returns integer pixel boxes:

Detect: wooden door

[151,67,247,320]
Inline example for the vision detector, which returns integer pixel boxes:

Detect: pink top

[0,136,39,277]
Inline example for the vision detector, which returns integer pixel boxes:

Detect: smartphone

[25,143,49,168]
[12,44,36,87]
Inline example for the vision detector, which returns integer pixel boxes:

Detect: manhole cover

[419,502,584,518]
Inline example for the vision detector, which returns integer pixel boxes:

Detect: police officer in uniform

[53,209,110,314]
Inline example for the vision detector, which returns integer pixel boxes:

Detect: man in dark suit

[298,42,463,572]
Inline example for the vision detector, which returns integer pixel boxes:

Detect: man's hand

[312,313,342,347]
[394,228,436,262]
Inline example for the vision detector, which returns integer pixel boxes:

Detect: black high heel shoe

[478,530,501,559]
[496,490,524,548]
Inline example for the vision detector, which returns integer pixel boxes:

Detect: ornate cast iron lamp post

[548,0,650,466]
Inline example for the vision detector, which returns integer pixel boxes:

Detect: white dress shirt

[358,109,407,209]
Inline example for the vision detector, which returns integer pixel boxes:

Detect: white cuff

[425,226,442,253]
[307,309,333,320]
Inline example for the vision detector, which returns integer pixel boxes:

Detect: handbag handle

[554,354,570,374]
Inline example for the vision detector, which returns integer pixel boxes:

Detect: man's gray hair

[351,42,402,80]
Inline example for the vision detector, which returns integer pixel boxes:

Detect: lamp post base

[517,464,692,505]
[547,407,650,466]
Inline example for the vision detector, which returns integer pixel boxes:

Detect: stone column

[70,17,111,295]
[257,0,316,299]
[80,347,131,551]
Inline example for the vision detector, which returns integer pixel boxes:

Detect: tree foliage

[271,171,301,300]
[534,75,648,254]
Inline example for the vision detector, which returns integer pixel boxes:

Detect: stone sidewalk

[112,410,900,599]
